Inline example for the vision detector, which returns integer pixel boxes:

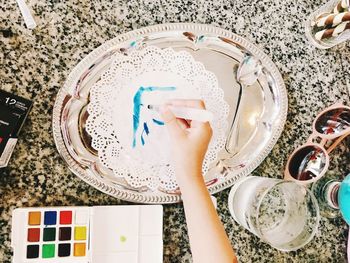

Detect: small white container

[305,0,350,49]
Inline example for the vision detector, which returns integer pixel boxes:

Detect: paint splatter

[120,235,127,243]
[132,86,176,148]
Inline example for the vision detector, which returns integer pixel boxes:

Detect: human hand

[161,100,236,263]
[160,99,213,186]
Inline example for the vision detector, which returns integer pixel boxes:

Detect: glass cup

[228,176,320,251]
[305,0,350,49]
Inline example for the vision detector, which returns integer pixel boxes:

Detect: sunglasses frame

[284,143,330,184]
[312,102,350,140]
[284,102,350,185]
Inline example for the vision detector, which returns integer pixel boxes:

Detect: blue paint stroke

[152,119,165,125]
[132,86,176,148]
[143,122,150,135]
[140,122,149,146]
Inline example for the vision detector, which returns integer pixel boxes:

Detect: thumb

[160,105,184,137]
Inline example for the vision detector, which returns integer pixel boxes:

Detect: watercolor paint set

[0,89,32,168]
[11,205,163,263]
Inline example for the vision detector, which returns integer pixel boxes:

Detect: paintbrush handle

[168,106,213,122]
[16,0,37,29]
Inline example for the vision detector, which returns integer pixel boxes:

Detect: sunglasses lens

[315,108,350,135]
[288,145,327,181]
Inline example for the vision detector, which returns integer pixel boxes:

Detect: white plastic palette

[11,205,163,263]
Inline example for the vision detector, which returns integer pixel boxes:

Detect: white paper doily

[86,46,229,191]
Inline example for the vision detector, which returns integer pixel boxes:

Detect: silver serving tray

[52,23,288,203]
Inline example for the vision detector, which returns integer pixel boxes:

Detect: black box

[0,90,33,168]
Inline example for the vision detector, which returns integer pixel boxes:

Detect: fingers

[167,99,206,110]
[191,119,211,129]
[177,118,190,130]
[160,105,185,137]
[165,99,209,129]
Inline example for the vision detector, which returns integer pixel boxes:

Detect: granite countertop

[1,0,350,262]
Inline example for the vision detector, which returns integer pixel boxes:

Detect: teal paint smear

[132,86,176,148]
[141,134,145,145]
[152,119,165,125]
[339,174,350,224]
[198,35,205,42]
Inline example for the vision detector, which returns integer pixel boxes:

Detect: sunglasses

[284,103,350,184]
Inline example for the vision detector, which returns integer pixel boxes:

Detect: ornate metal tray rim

[52,23,288,203]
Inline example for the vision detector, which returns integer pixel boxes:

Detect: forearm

[179,171,237,263]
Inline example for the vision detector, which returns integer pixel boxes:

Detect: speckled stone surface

[1,0,350,262]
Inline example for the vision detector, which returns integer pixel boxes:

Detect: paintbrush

[15,0,37,29]
[146,104,214,122]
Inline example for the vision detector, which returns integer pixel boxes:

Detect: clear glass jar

[305,0,350,49]
[311,176,341,218]
[312,173,350,224]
